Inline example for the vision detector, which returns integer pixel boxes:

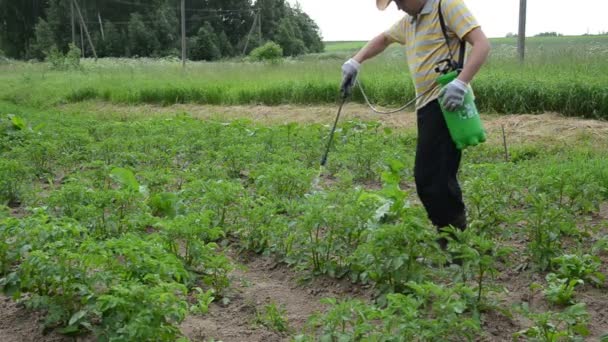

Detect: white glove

[340,58,361,97]
[439,78,468,111]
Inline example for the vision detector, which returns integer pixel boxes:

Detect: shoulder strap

[438,0,466,70]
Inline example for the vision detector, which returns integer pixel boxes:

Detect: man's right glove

[341,58,361,97]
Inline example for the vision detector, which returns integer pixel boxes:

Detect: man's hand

[439,79,468,111]
[341,58,360,97]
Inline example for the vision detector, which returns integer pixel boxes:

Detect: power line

[185,8,255,13]
[105,0,155,7]
[84,17,228,25]
[105,0,254,13]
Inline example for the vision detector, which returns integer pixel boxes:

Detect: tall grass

[1,36,607,118]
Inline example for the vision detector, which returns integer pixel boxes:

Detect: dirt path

[180,249,372,342]
[0,295,68,342]
[63,102,608,146]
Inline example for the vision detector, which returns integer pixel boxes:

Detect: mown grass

[1,36,607,118]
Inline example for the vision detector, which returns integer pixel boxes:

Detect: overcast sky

[287,0,608,41]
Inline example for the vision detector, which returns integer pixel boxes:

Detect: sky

[287,0,608,41]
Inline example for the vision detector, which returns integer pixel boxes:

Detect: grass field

[323,41,367,52]
[1,35,608,341]
[1,36,608,118]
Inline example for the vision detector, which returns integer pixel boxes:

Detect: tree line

[0,0,324,60]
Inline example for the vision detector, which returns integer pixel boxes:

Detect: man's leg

[414,100,466,249]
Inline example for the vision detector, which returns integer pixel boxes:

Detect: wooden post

[502,125,509,162]
[242,11,259,55]
[258,10,262,42]
[181,0,186,70]
[71,0,76,44]
[72,0,98,60]
[518,0,527,63]
[80,21,85,57]
[98,12,105,41]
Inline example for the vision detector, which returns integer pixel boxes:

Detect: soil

[0,295,69,342]
[180,249,373,342]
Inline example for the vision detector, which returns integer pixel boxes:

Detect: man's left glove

[341,58,361,97]
[439,79,468,111]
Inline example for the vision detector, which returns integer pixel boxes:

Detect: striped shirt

[385,0,480,109]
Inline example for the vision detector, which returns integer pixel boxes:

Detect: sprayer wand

[320,94,348,168]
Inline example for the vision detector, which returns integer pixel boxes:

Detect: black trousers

[414,99,466,229]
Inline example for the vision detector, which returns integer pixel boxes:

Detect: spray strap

[438,0,466,70]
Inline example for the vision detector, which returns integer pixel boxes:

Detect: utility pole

[80,22,85,57]
[181,0,186,70]
[258,10,262,42]
[71,0,76,45]
[72,0,98,60]
[518,0,527,63]
[242,11,259,55]
[98,12,105,41]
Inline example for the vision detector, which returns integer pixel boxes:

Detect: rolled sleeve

[384,17,407,45]
[442,0,480,40]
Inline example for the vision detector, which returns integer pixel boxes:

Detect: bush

[249,42,283,63]
[0,51,9,64]
[0,159,29,207]
[45,44,81,71]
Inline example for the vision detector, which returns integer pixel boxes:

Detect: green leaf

[8,114,26,130]
[374,201,391,222]
[110,168,140,191]
[58,324,80,334]
[149,192,178,218]
[572,323,590,337]
[68,310,87,326]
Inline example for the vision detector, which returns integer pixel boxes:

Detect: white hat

[376,0,392,10]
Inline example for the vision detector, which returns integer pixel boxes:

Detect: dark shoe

[435,213,467,249]
[451,212,468,231]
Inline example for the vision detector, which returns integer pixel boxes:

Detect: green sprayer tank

[436,71,486,150]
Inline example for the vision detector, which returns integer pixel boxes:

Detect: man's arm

[341,32,394,96]
[457,27,491,84]
[352,32,394,64]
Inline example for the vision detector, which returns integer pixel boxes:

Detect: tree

[128,13,160,57]
[275,16,307,56]
[217,31,234,57]
[101,21,125,57]
[190,23,221,61]
[30,18,56,60]
[291,6,324,53]
[46,0,72,53]
[0,0,323,59]
[0,0,46,58]
[254,0,287,40]
[534,32,563,37]
[150,3,179,55]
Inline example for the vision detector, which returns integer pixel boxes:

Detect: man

[341,0,490,248]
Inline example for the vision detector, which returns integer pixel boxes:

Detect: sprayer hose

[356,79,440,115]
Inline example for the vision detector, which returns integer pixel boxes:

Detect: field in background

[323,41,366,52]
[1,36,608,118]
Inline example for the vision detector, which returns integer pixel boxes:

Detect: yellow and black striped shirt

[385,0,480,109]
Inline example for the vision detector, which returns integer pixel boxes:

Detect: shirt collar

[410,0,434,23]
